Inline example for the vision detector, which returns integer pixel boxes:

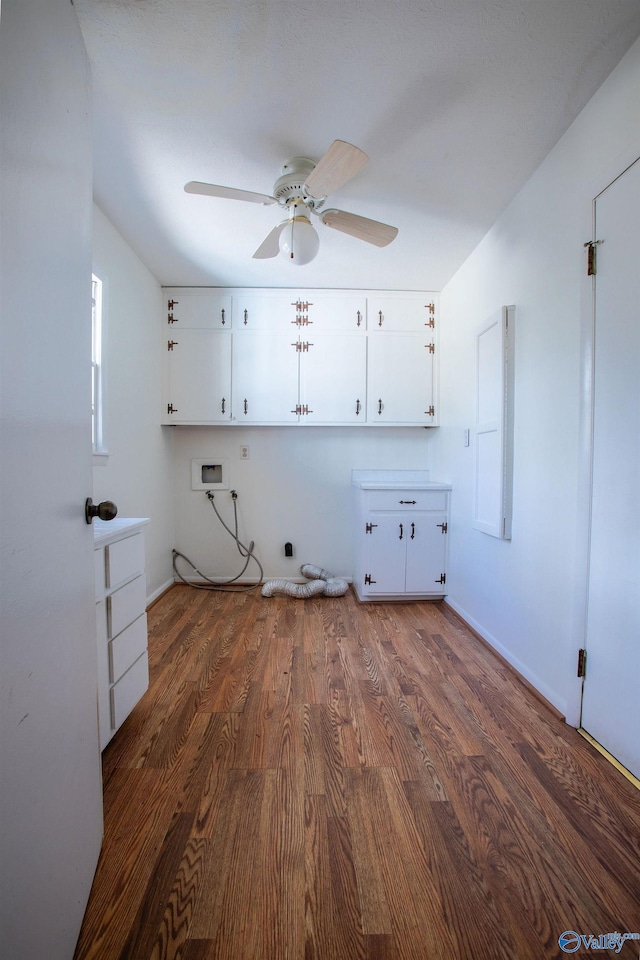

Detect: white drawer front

[110,652,149,731]
[108,574,147,639]
[107,533,144,589]
[109,612,148,683]
[365,489,448,512]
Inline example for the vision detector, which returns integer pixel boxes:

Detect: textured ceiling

[75,0,640,290]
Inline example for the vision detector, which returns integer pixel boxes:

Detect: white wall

[432,37,640,722]
[172,426,434,582]
[92,204,175,600]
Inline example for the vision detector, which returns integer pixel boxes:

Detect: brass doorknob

[85,498,118,524]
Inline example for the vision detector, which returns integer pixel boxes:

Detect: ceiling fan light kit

[184,140,398,266]
[278,207,320,265]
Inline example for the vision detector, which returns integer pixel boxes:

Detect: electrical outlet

[240,445,250,460]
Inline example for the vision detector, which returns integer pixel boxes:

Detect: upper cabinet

[367,294,436,333]
[162,288,438,426]
[164,288,231,329]
[235,290,366,332]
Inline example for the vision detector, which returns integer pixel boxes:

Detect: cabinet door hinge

[167,340,178,351]
[583,240,602,276]
[365,522,378,534]
[291,404,314,416]
[577,648,587,678]
[435,572,446,585]
[364,574,377,585]
[425,302,435,327]
[167,403,178,415]
[426,405,435,417]
[426,342,435,354]
[437,522,448,534]
[167,298,179,324]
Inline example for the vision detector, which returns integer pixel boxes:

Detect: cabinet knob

[85,498,118,525]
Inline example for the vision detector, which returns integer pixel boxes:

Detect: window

[91,274,107,458]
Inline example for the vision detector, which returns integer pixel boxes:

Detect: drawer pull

[410,522,415,539]
[399,500,417,505]
[399,523,404,540]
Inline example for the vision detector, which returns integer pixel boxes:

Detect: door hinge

[427,342,435,354]
[365,522,378,534]
[364,573,377,585]
[437,522,448,534]
[292,341,314,352]
[426,405,435,417]
[583,240,602,276]
[425,302,435,327]
[167,403,178,415]
[435,572,446,585]
[291,300,313,326]
[291,404,314,416]
[167,299,179,324]
[167,340,178,351]
[577,648,587,678]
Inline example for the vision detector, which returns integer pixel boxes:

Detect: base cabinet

[352,472,451,601]
[94,518,150,750]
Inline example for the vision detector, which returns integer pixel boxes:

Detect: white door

[232,333,299,422]
[0,4,104,960]
[405,513,448,593]
[367,335,435,423]
[581,157,640,779]
[362,514,408,593]
[301,335,367,423]
[166,329,232,421]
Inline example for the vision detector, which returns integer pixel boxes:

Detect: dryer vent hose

[261,564,348,599]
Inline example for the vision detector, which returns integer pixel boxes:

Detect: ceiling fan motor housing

[272,157,323,209]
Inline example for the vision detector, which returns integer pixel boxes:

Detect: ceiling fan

[184,140,398,265]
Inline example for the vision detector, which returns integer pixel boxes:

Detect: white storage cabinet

[352,471,450,601]
[94,518,150,750]
[162,288,438,426]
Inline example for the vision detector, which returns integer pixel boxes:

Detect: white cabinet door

[301,335,367,423]
[361,513,408,594]
[232,333,299,422]
[301,293,366,332]
[405,512,448,592]
[367,335,435,424]
[234,293,301,330]
[164,288,231,328]
[235,290,367,332]
[367,295,436,332]
[166,329,231,422]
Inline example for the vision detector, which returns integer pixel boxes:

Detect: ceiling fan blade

[304,140,368,199]
[320,208,398,247]
[252,222,288,259]
[184,181,276,205]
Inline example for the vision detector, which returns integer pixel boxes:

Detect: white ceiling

[75,0,640,291]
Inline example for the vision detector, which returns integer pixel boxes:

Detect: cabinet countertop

[351,469,451,491]
[93,517,150,547]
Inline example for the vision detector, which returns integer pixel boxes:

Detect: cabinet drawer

[107,533,144,589]
[110,652,149,731]
[108,574,147,638]
[365,489,448,512]
[109,612,148,683]
[94,547,106,598]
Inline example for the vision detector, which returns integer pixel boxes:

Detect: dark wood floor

[75,586,640,960]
